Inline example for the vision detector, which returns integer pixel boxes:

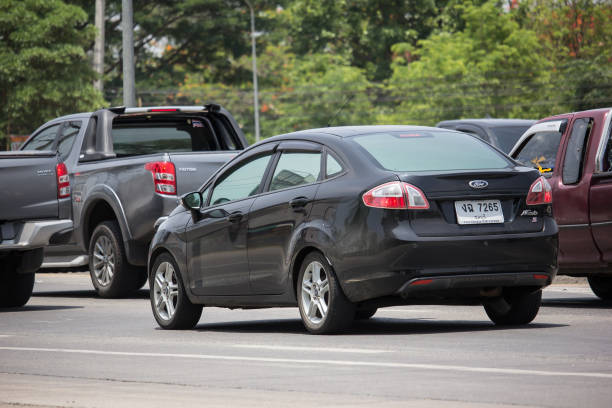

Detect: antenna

[327,94,354,127]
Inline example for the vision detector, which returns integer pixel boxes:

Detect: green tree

[0,0,104,149]
[383,1,554,125]
[284,0,448,81]
[522,0,612,111]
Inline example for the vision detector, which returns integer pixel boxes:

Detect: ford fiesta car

[148,126,558,334]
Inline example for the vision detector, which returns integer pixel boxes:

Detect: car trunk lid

[396,167,543,236]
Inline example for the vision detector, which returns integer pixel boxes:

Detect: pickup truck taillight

[145,161,177,195]
[526,176,552,205]
[56,163,70,198]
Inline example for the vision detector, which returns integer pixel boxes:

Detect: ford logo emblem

[469,180,488,189]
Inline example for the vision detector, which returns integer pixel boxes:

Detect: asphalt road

[1,272,611,408]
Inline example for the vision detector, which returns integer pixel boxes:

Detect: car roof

[436,119,536,127]
[271,125,456,139]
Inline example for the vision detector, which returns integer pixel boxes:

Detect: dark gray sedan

[148,126,558,334]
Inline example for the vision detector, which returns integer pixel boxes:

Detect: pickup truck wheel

[297,252,355,334]
[89,221,142,298]
[484,289,542,326]
[588,276,612,300]
[0,266,35,308]
[150,253,202,329]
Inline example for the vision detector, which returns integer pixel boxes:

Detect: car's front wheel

[587,276,612,300]
[150,253,202,330]
[297,252,355,334]
[484,289,542,326]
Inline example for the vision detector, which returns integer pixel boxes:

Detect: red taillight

[362,181,429,210]
[533,274,548,280]
[148,108,180,112]
[56,163,70,198]
[145,161,176,195]
[526,176,552,205]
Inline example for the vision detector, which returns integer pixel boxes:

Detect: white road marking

[1,346,611,379]
[0,335,13,338]
[231,344,389,354]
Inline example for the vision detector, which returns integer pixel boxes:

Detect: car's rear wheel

[0,263,34,308]
[587,276,612,300]
[150,253,202,330]
[355,308,377,320]
[484,289,542,326]
[89,221,146,298]
[297,252,355,334]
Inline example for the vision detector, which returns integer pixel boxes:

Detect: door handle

[228,211,243,223]
[289,197,309,212]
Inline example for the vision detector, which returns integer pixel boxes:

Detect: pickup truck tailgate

[0,151,59,220]
[170,152,239,195]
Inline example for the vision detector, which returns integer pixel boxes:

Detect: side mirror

[180,192,202,211]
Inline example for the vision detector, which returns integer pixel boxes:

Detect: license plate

[454,200,504,225]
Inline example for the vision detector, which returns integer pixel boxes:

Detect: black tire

[88,220,145,298]
[149,253,202,329]
[587,276,612,300]
[0,265,34,308]
[297,252,355,334]
[484,289,542,326]
[355,308,377,320]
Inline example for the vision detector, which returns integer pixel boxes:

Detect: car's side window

[562,118,592,184]
[326,153,343,178]
[21,124,61,151]
[57,121,82,160]
[269,152,321,191]
[209,154,272,206]
[515,131,563,174]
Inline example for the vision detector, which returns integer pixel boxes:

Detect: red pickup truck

[510,107,612,299]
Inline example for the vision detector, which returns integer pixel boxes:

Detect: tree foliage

[0,0,104,147]
[384,1,555,124]
[2,0,611,146]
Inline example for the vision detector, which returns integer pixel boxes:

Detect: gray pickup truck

[0,151,73,307]
[12,105,247,298]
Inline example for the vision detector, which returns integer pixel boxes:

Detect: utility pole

[244,0,260,142]
[122,0,136,107]
[93,0,105,94]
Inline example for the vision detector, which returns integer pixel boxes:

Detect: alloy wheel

[301,261,329,325]
[92,235,115,286]
[153,261,179,321]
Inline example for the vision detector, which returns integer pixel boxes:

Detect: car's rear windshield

[350,131,511,172]
[491,126,531,153]
[112,117,238,157]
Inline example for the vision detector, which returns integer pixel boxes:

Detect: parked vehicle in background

[149,126,558,334]
[437,119,535,153]
[0,151,73,307]
[21,105,247,298]
[510,108,612,299]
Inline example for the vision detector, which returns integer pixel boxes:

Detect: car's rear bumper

[336,218,558,303]
[397,271,553,298]
[0,220,73,251]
